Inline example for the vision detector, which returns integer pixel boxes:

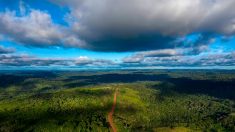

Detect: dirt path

[108,89,118,132]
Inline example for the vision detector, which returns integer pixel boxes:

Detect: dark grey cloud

[51,0,235,52]
[82,35,176,52]
[0,46,15,54]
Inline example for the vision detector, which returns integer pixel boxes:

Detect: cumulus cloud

[0,10,61,47]
[0,9,85,48]
[51,0,235,51]
[0,45,15,54]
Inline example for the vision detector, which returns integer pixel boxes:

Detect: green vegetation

[0,70,234,131]
[0,86,113,131]
[114,82,235,131]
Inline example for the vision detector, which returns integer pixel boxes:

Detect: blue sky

[0,0,235,69]
[0,40,131,61]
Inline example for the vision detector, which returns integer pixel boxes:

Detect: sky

[0,0,235,69]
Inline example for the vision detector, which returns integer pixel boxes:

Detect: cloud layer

[122,49,235,67]
[0,54,114,67]
[0,0,235,52]
[52,0,235,51]
[0,0,235,68]
[0,47,234,68]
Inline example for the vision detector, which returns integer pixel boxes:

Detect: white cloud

[0,10,62,46]
[0,9,84,48]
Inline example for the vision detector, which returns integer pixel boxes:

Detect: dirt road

[108,90,118,132]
